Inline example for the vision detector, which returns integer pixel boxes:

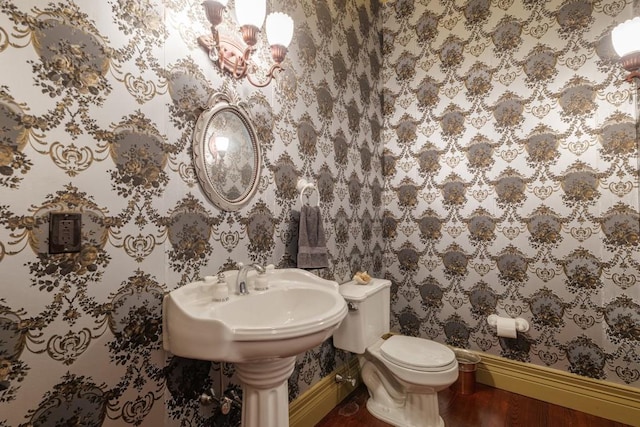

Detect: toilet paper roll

[496,316,517,338]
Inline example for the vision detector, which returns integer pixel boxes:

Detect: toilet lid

[380,335,456,372]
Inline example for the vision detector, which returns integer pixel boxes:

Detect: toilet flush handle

[347,302,359,311]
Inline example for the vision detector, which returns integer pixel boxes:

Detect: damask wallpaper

[1,0,638,426]
[0,0,382,426]
[382,0,639,389]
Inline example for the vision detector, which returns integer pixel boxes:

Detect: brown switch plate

[49,213,82,254]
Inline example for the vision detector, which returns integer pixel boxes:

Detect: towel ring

[296,179,320,207]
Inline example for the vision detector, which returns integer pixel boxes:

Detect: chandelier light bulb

[266,12,294,48]
[611,17,640,58]
[235,0,266,28]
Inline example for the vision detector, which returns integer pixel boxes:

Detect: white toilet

[333,278,458,427]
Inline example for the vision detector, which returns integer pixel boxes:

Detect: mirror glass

[193,88,261,211]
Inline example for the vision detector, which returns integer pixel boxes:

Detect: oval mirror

[193,87,261,211]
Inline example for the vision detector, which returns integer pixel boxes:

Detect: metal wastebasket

[453,348,481,395]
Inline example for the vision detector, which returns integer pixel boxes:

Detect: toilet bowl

[333,278,458,427]
[360,335,458,427]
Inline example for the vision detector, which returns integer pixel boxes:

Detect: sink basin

[162,268,348,362]
[163,267,348,427]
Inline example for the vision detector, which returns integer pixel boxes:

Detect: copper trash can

[453,349,481,395]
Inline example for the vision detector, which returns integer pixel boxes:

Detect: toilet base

[366,396,444,427]
[357,338,457,427]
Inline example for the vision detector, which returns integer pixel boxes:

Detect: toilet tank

[333,278,391,354]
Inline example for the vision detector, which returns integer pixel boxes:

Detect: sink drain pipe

[199,362,242,415]
[335,373,356,387]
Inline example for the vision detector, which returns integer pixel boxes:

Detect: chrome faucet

[236,262,265,295]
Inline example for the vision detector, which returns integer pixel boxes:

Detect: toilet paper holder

[487,314,529,333]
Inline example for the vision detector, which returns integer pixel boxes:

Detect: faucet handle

[252,262,266,274]
[213,272,229,302]
[254,272,268,291]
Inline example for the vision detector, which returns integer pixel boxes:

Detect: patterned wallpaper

[1,0,638,426]
[382,0,639,388]
[0,0,382,426]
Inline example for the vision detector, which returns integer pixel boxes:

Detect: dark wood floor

[316,383,631,427]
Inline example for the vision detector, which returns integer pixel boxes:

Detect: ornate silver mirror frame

[193,86,261,211]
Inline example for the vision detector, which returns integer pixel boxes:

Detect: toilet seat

[380,335,456,372]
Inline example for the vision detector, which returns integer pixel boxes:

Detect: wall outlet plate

[49,212,82,254]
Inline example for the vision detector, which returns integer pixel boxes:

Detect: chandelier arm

[624,71,640,84]
[245,64,283,88]
[231,53,246,79]
[229,47,252,79]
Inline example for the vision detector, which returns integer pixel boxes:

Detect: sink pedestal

[235,356,296,427]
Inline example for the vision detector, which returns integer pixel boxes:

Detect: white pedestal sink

[162,268,348,427]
